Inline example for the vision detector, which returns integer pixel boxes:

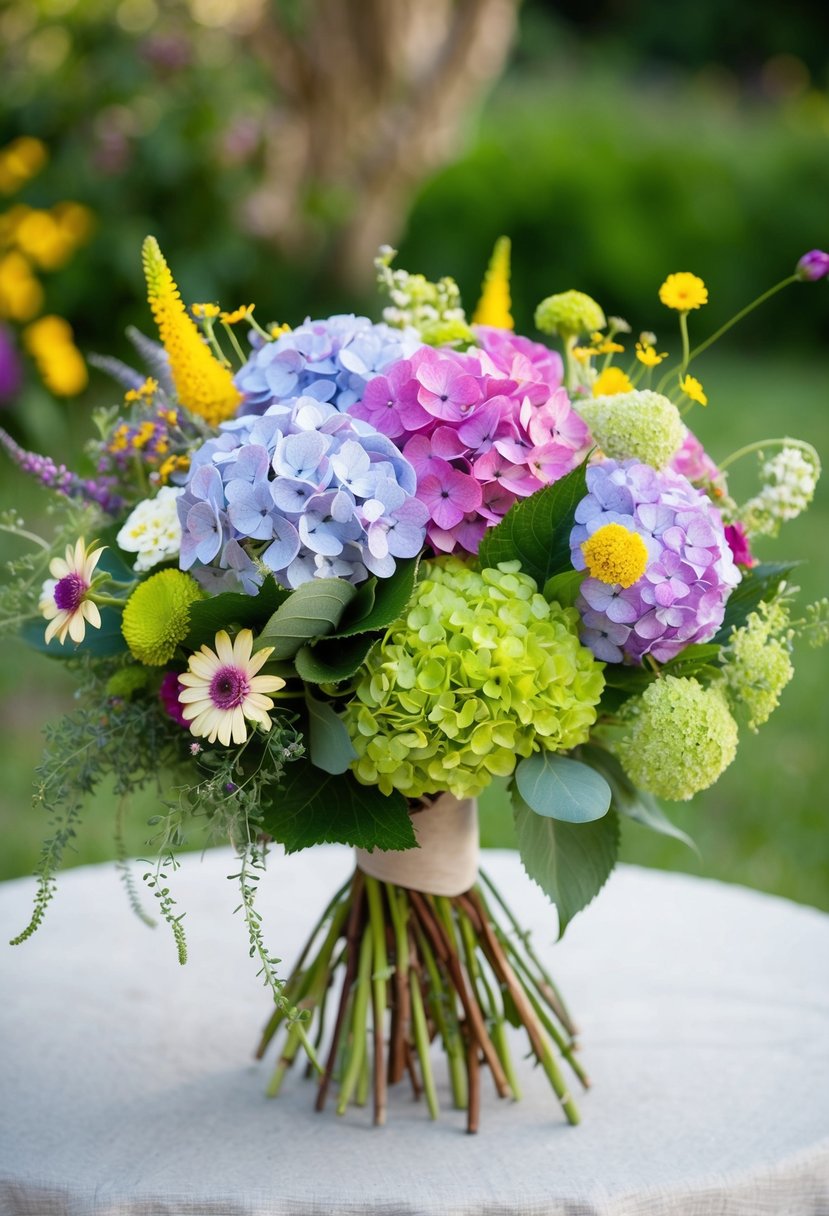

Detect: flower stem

[718,436,817,472]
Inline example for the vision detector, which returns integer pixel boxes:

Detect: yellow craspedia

[658,272,708,312]
[121,569,203,666]
[592,367,633,397]
[142,236,242,427]
[472,236,513,330]
[581,523,649,588]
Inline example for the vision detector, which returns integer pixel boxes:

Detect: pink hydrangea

[349,343,589,555]
[670,428,721,486]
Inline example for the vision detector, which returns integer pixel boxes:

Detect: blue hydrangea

[177,396,428,592]
[235,315,423,415]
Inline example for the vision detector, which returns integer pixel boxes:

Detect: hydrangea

[738,444,820,538]
[177,396,428,592]
[535,290,606,339]
[116,486,183,572]
[670,427,723,487]
[610,675,738,801]
[342,558,605,800]
[578,390,685,469]
[349,343,589,556]
[121,569,203,665]
[720,600,794,732]
[234,314,422,415]
[570,459,740,664]
[474,326,564,391]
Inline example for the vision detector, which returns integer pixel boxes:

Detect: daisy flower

[178,628,286,746]
[658,273,708,312]
[40,537,105,645]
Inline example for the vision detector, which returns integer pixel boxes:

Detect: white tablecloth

[1,848,828,1216]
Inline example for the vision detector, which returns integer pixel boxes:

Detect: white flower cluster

[739,444,820,537]
[116,486,183,572]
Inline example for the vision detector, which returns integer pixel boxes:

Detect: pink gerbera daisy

[177,628,286,746]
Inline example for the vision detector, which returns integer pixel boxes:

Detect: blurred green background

[1,0,827,911]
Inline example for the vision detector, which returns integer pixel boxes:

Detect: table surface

[1,847,828,1216]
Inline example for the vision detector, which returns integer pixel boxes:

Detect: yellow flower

[680,374,708,406]
[178,629,286,747]
[23,315,88,396]
[0,250,43,321]
[142,236,242,427]
[40,538,105,645]
[0,136,48,194]
[268,322,291,338]
[191,303,220,320]
[472,235,513,331]
[592,367,633,397]
[581,523,648,588]
[124,377,159,403]
[635,341,667,368]
[659,273,708,312]
[220,304,254,325]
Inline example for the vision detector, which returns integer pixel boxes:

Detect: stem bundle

[257,868,588,1131]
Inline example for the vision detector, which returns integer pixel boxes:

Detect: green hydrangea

[342,558,605,799]
[720,600,794,732]
[578,390,685,469]
[121,569,203,666]
[612,675,738,801]
[535,290,606,339]
[375,245,473,346]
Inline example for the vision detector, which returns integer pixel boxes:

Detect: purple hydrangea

[234,315,423,415]
[570,459,741,664]
[177,396,428,592]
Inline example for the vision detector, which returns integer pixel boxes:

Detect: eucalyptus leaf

[579,744,697,854]
[477,463,587,587]
[513,792,619,936]
[185,578,289,649]
[515,752,611,823]
[259,759,415,853]
[294,633,377,684]
[305,691,357,775]
[255,578,357,659]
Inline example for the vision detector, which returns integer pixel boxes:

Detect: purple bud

[795,250,829,282]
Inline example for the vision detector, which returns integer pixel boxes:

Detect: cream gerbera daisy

[178,628,286,746]
[40,537,105,645]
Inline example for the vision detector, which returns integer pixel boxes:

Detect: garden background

[1,0,827,911]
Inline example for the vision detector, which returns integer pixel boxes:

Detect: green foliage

[514,753,611,823]
[305,689,357,775]
[184,579,289,650]
[713,562,798,643]
[256,578,357,659]
[477,464,587,587]
[579,744,696,852]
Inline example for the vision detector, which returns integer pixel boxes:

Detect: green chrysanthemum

[720,601,794,732]
[578,389,685,469]
[535,290,606,339]
[121,569,203,666]
[106,665,150,699]
[342,558,605,800]
[612,675,738,801]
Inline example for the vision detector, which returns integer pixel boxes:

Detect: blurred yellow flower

[192,303,220,320]
[220,304,254,325]
[23,314,88,396]
[635,340,667,368]
[0,137,48,195]
[680,374,708,406]
[0,251,43,320]
[472,235,513,330]
[593,367,633,397]
[659,273,708,312]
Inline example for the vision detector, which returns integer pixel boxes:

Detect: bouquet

[2,237,826,1132]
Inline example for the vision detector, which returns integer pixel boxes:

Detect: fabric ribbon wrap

[355,793,479,897]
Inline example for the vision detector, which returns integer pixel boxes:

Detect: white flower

[116,486,183,572]
[40,538,105,645]
[178,629,286,747]
[739,444,820,538]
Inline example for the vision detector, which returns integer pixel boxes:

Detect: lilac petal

[261,517,301,570]
[270,477,317,515]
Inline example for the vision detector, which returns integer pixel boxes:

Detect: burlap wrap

[355,793,478,896]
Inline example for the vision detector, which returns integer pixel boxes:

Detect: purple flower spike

[796,250,829,282]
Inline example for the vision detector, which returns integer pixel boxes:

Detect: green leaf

[255,578,357,659]
[259,760,415,853]
[579,744,697,854]
[543,569,583,608]
[184,578,289,649]
[661,642,722,677]
[305,691,357,775]
[21,606,127,658]
[477,463,587,586]
[333,557,419,638]
[713,561,798,644]
[294,633,377,684]
[514,752,611,823]
[513,793,619,936]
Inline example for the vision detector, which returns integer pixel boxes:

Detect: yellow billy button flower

[592,366,633,397]
[680,374,708,406]
[581,523,648,588]
[658,272,708,312]
[40,538,105,645]
[178,629,286,747]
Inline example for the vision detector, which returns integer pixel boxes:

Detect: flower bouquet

[2,237,826,1132]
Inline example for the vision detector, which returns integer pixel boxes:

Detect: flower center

[53,572,89,612]
[209,665,250,710]
[581,523,648,588]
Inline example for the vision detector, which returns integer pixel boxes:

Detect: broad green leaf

[259,759,415,853]
[713,561,798,644]
[333,557,419,638]
[578,744,697,853]
[515,752,611,823]
[543,569,583,608]
[477,463,587,587]
[661,643,722,678]
[185,578,288,649]
[255,578,357,659]
[305,691,357,775]
[513,792,619,936]
[294,633,377,684]
[21,606,126,658]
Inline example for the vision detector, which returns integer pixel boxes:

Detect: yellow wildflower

[592,367,633,397]
[0,137,48,194]
[472,235,513,330]
[192,303,220,320]
[23,315,88,396]
[220,304,254,325]
[142,236,241,427]
[680,374,708,406]
[157,454,190,484]
[659,272,708,312]
[124,377,159,403]
[581,523,648,588]
[268,322,291,338]
[572,345,593,363]
[635,340,667,368]
[0,250,43,321]
[590,331,624,355]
